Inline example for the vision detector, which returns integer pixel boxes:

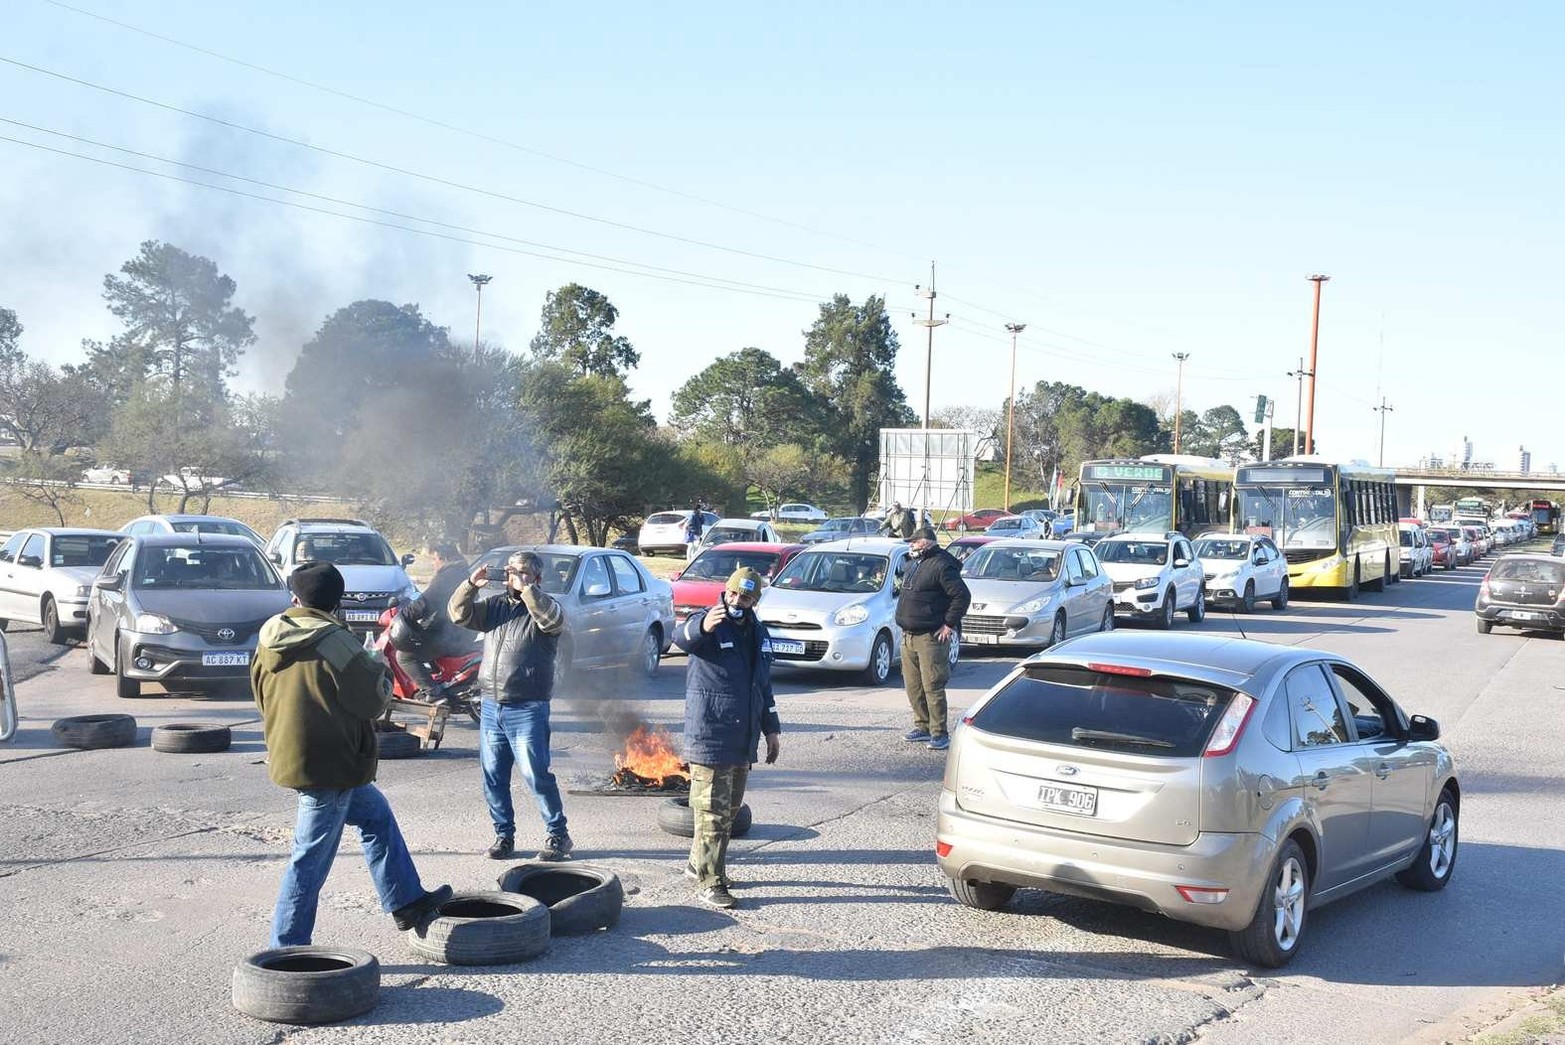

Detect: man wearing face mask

[894,526,970,751]
[673,567,781,910]
[449,549,572,862]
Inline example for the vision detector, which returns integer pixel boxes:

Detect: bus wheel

[1345,563,1360,601]
[1365,555,1388,593]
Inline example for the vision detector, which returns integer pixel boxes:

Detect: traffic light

[1253,395,1268,424]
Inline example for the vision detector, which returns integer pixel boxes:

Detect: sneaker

[537,832,574,861]
[696,883,738,909]
[486,835,515,860]
[927,734,951,751]
[903,728,932,743]
[391,884,452,931]
[684,864,734,889]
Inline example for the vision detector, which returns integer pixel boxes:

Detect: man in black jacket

[894,526,970,751]
[396,541,474,700]
[448,549,572,862]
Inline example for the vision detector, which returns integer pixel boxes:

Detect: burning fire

[612,724,690,789]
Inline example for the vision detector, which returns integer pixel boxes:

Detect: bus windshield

[1236,485,1337,549]
[1082,483,1172,533]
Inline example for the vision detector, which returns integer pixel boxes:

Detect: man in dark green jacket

[253,560,450,947]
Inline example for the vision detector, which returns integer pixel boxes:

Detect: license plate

[770,638,805,655]
[967,633,998,644]
[1506,610,1544,621]
[1039,781,1098,816]
[202,652,250,667]
[343,610,380,623]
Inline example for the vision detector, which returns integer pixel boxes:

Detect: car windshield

[947,540,986,563]
[988,519,1023,532]
[1192,538,1248,560]
[961,547,1061,581]
[683,549,782,580]
[292,533,397,566]
[134,546,281,590]
[173,520,260,541]
[969,664,1237,758]
[1400,531,1415,547]
[772,551,888,593]
[1094,540,1168,565]
[1491,559,1565,584]
[704,527,757,546]
[51,535,123,568]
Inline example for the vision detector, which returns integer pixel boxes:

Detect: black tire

[637,626,661,679]
[1271,579,1289,611]
[947,877,1016,911]
[656,795,752,839]
[496,862,624,935]
[151,723,232,754]
[51,713,137,750]
[88,640,111,674]
[862,631,893,686]
[232,946,379,1025]
[115,639,140,699]
[42,596,66,645]
[1100,604,1114,632]
[1395,790,1459,892]
[0,618,7,632]
[408,891,550,965]
[376,729,423,759]
[1155,590,1176,630]
[1345,563,1360,601]
[1047,613,1066,648]
[957,521,969,532]
[1241,582,1256,614]
[1187,586,1206,623]
[1475,616,1493,635]
[1365,556,1387,593]
[1229,838,1309,969]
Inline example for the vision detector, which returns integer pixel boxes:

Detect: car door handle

[1375,762,1393,780]
[1311,771,1331,790]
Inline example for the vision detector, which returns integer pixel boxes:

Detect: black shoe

[487,835,515,860]
[537,833,574,861]
[684,863,734,889]
[391,884,452,931]
[696,883,738,909]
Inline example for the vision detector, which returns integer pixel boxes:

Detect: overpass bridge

[1387,465,1565,516]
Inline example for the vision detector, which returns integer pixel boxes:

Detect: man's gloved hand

[764,733,781,764]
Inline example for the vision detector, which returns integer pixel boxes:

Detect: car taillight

[1202,692,1256,758]
[935,841,953,857]
[1175,885,1229,904]
[1479,577,1490,599]
[1087,662,1154,677]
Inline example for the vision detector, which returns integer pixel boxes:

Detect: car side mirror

[585,581,611,598]
[401,553,416,567]
[95,574,124,592]
[268,551,283,564]
[1173,558,1190,568]
[16,554,40,568]
[1408,714,1440,741]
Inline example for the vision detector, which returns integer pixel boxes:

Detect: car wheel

[115,638,141,699]
[637,627,661,678]
[1475,616,1493,634]
[1241,582,1256,614]
[1047,613,1066,648]
[947,636,959,668]
[0,618,7,633]
[957,521,969,533]
[1229,838,1309,969]
[42,596,66,646]
[1099,604,1114,633]
[862,631,893,686]
[947,877,1016,911]
[1271,579,1289,611]
[1186,586,1205,623]
[1156,590,1176,630]
[1395,790,1458,891]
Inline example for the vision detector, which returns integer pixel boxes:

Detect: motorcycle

[373,602,483,723]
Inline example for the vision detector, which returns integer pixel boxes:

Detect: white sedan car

[0,527,125,642]
[1094,531,1207,628]
[752,503,829,523]
[1192,532,1290,612]
[81,466,133,485]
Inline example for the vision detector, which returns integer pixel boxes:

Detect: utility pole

[1171,352,1190,453]
[1373,397,1394,467]
[1286,357,1313,455]
[1003,322,1026,510]
[1303,274,1330,456]
[912,262,948,429]
[467,273,492,348]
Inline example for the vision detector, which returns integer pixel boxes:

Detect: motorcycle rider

[395,541,475,702]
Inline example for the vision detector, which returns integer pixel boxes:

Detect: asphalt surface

[0,546,1560,1044]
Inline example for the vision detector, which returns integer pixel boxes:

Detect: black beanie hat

[290,560,346,611]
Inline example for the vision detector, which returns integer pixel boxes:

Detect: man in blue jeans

[449,549,572,862]
[252,561,450,946]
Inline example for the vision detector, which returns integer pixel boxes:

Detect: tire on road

[1395,789,1459,892]
[407,891,550,965]
[496,862,624,935]
[656,795,752,839]
[151,722,232,754]
[376,729,423,759]
[51,713,137,750]
[947,876,1016,911]
[232,946,379,1024]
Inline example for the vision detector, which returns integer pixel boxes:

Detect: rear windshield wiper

[1070,727,1175,748]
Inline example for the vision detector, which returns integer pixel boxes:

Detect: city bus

[1531,499,1560,535]
[1454,496,1491,523]
[1232,457,1398,599]
[1075,454,1233,539]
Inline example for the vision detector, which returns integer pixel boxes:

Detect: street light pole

[1171,352,1190,453]
[1286,357,1313,456]
[1003,322,1026,510]
[1373,397,1394,467]
[912,262,948,429]
[1303,274,1330,456]
[467,273,492,348]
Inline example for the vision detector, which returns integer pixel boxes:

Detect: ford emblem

[1056,765,1079,776]
[217,627,235,642]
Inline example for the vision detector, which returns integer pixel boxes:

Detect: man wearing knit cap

[895,525,970,751]
[672,566,782,909]
[252,560,451,946]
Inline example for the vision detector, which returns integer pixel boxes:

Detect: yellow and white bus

[1232,457,1398,599]
[1075,454,1233,539]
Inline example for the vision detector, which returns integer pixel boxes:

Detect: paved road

[0,549,1559,1044]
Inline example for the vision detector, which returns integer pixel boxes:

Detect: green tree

[102,383,273,512]
[0,312,107,453]
[0,307,20,366]
[1012,381,1162,492]
[798,294,915,510]
[668,347,820,448]
[529,284,639,378]
[1183,405,1248,459]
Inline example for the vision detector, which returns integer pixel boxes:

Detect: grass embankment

[0,487,366,541]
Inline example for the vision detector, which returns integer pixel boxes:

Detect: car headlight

[75,584,92,598]
[833,603,870,627]
[134,612,177,634]
[1133,576,1161,590]
[1015,597,1052,614]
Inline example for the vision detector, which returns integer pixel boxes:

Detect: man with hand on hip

[895,526,970,751]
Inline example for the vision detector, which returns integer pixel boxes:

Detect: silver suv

[264,518,417,635]
[937,631,1459,967]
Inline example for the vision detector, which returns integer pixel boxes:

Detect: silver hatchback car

[958,539,1114,649]
[937,632,1459,967]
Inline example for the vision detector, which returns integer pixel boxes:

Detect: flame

[613,724,689,782]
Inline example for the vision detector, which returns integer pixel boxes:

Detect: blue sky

[2,1,1559,470]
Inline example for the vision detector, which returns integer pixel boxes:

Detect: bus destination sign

[1085,464,1168,481]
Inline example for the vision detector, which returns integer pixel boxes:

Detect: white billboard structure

[876,428,978,516]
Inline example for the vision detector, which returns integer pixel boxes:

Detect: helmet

[387,608,428,653]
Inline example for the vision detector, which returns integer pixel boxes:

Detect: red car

[946,534,1001,563]
[669,541,806,626]
[1426,527,1458,570]
[941,508,1009,533]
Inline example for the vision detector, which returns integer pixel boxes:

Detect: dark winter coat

[673,607,782,766]
[448,579,564,703]
[406,557,471,651]
[894,547,971,634]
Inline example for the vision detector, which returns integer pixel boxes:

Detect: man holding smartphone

[448,550,572,862]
